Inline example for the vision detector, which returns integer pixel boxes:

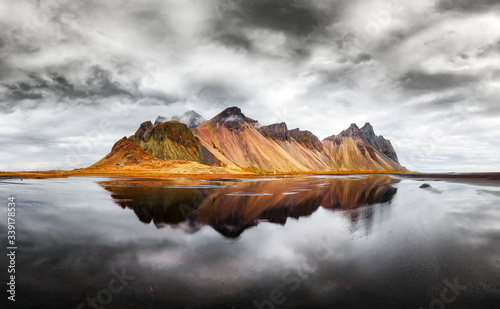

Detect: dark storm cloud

[207,0,349,61]
[353,53,372,64]
[211,29,254,53]
[398,71,476,92]
[437,0,500,12]
[85,66,132,98]
[1,66,132,103]
[403,93,477,116]
[218,32,253,51]
[0,62,180,114]
[336,52,373,65]
[221,0,329,37]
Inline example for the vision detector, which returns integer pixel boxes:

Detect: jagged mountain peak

[358,123,399,163]
[288,128,323,151]
[362,122,373,129]
[154,116,168,125]
[335,123,364,140]
[324,123,374,145]
[323,122,400,164]
[210,106,258,131]
[215,106,254,121]
[268,122,288,129]
[222,106,243,115]
[155,110,206,128]
[258,122,323,151]
[135,120,196,147]
[375,136,399,163]
[171,110,206,128]
[258,122,290,141]
[360,122,377,144]
[361,122,375,135]
[259,122,289,131]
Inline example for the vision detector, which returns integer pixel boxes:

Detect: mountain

[259,122,323,151]
[90,107,407,173]
[154,116,168,125]
[192,107,335,171]
[254,121,333,171]
[133,120,218,165]
[90,120,219,169]
[171,110,206,128]
[360,122,399,163]
[154,110,206,128]
[209,106,257,131]
[322,123,402,172]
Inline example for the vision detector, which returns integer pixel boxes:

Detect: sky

[0,0,499,172]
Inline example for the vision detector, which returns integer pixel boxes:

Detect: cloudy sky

[0,0,499,172]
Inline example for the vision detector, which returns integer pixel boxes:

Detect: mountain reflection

[98,175,399,238]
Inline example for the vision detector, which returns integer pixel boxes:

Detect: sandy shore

[2,169,499,187]
[0,168,408,180]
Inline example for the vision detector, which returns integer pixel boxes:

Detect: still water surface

[0,175,499,308]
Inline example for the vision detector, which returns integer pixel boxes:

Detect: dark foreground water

[0,175,499,309]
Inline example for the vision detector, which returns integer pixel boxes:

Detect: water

[0,175,499,308]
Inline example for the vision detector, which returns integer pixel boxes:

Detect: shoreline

[0,169,411,180]
[1,170,499,185]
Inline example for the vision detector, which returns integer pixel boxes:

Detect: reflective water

[0,175,499,308]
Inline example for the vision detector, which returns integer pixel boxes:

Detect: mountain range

[90,107,406,173]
